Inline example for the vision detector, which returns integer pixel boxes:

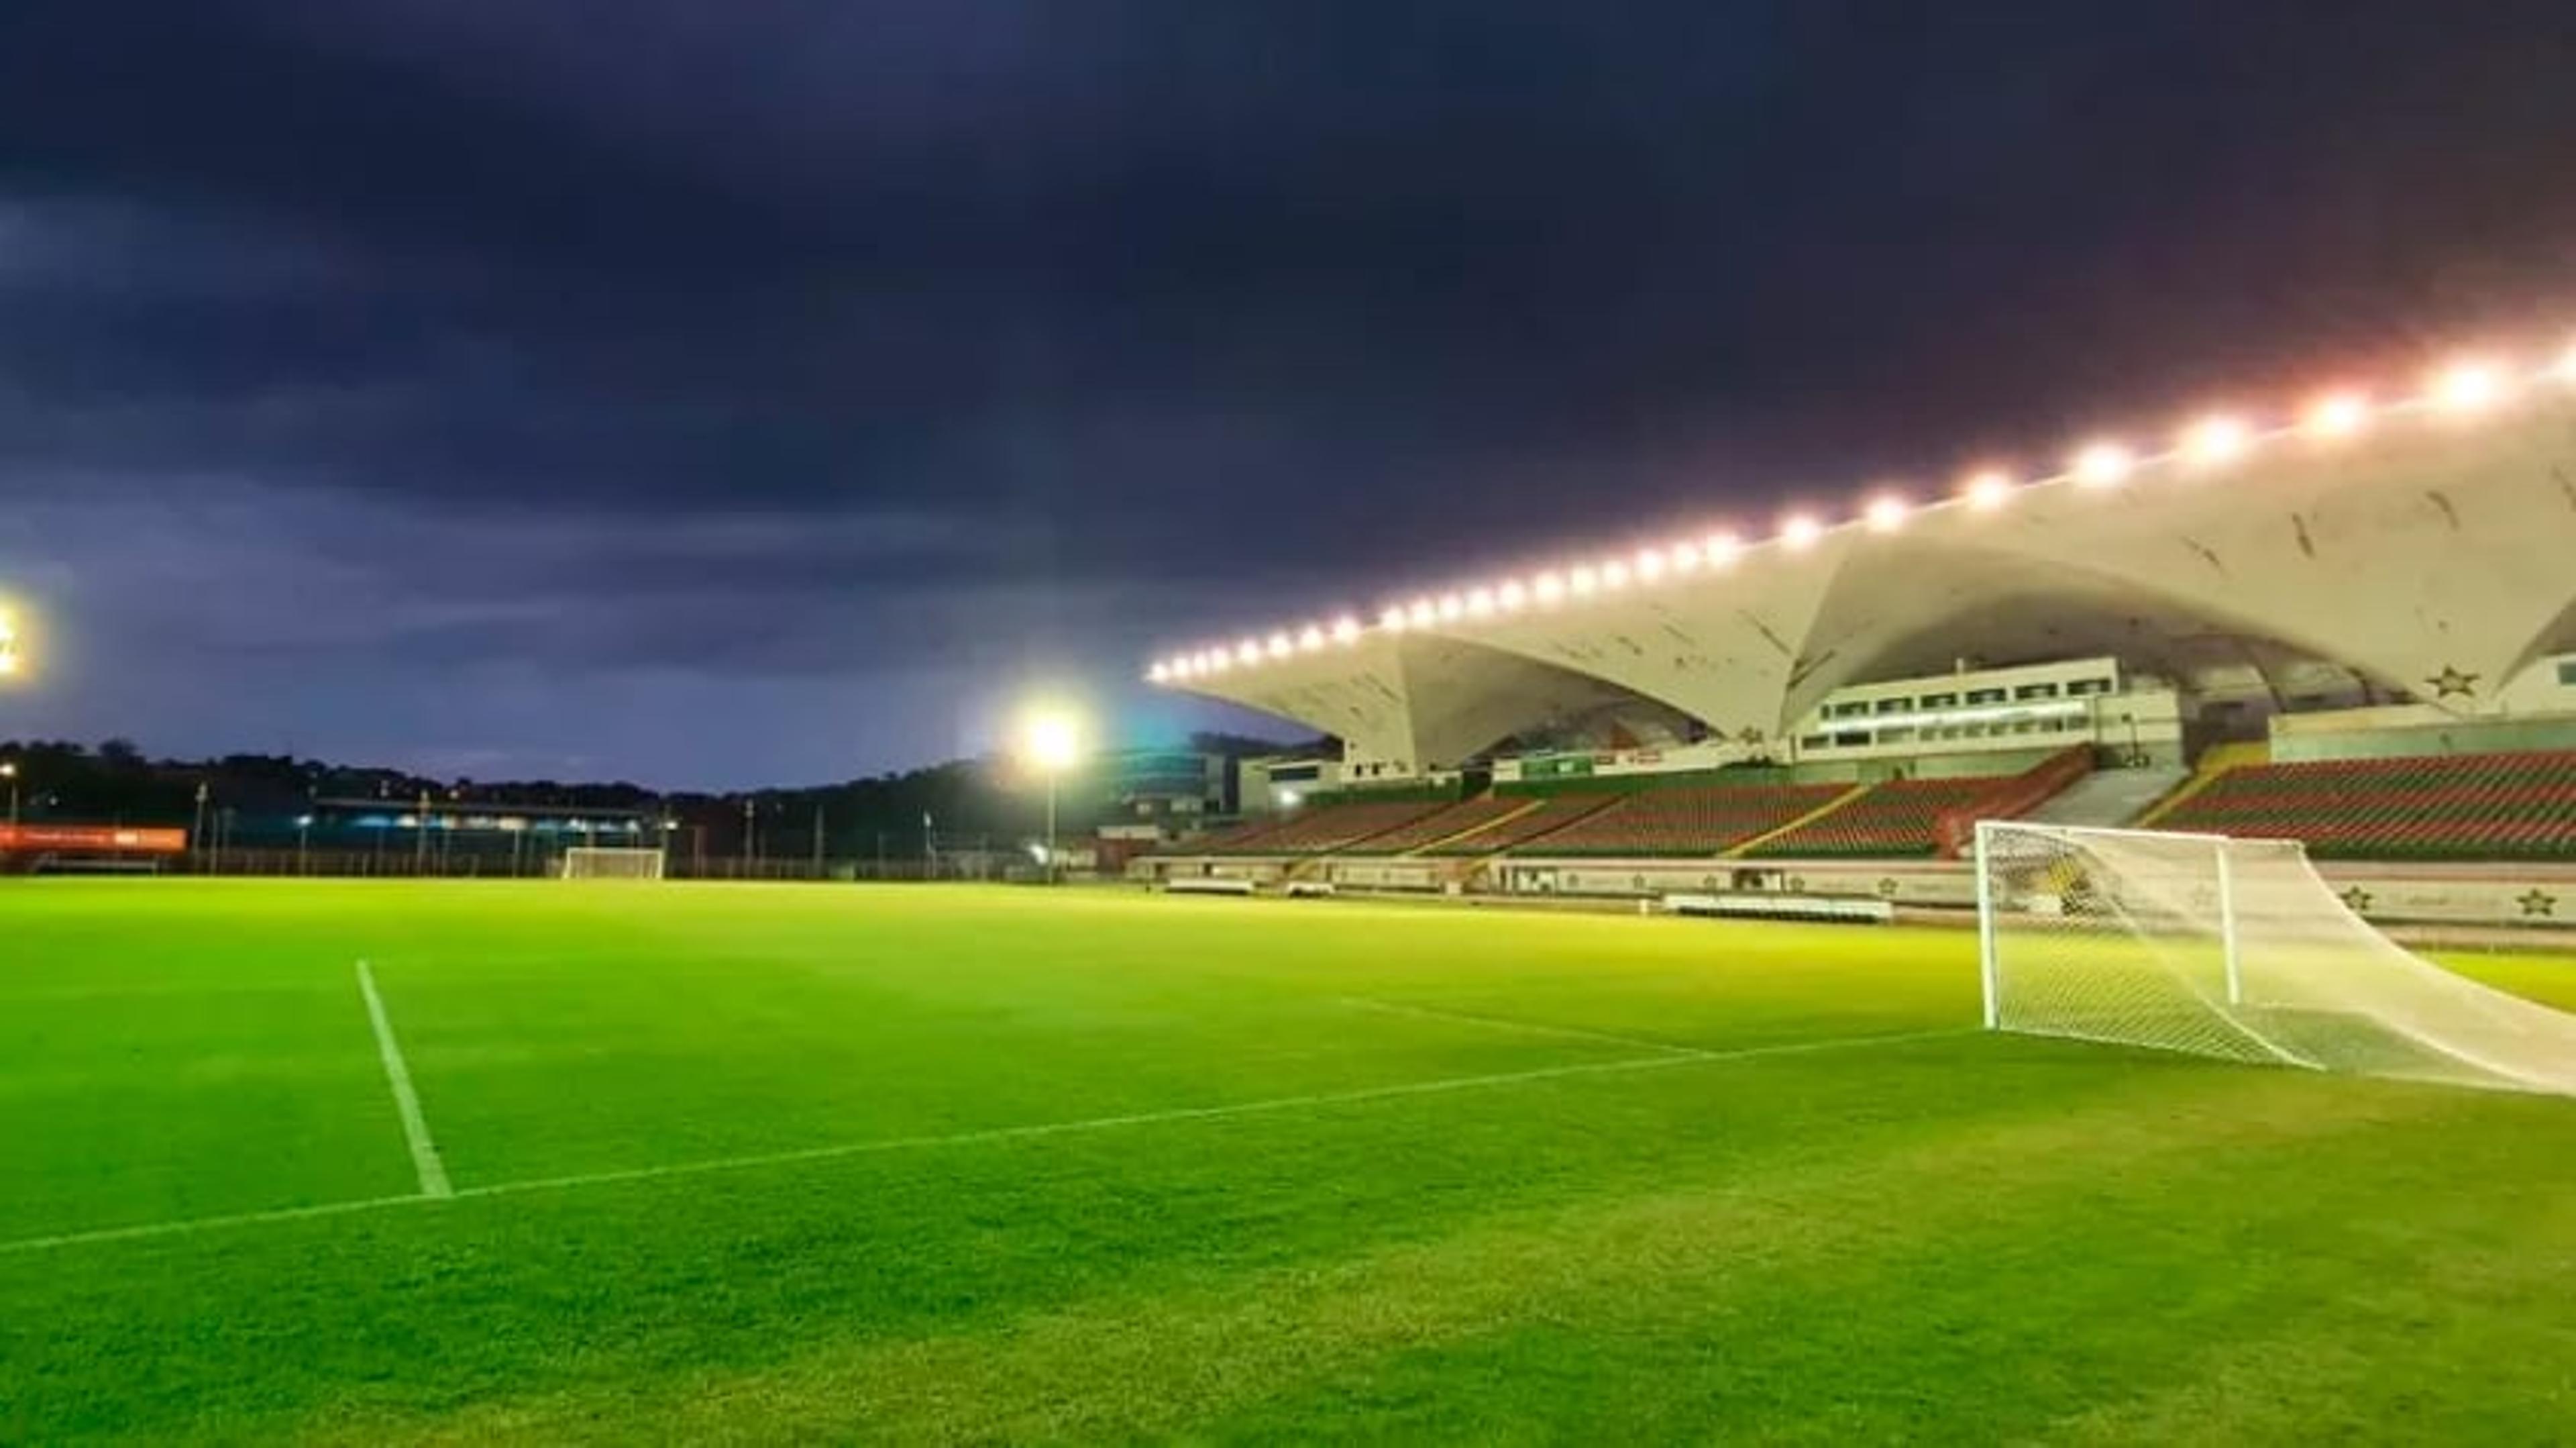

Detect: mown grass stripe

[0,1027,1972,1256]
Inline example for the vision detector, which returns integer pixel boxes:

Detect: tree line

[0,732,1303,857]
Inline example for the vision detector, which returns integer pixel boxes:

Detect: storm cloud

[4,1,2575,783]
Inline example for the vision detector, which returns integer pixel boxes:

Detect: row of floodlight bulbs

[1147,344,2576,684]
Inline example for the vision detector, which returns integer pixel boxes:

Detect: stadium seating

[1198,799,1451,855]
[1505,782,1847,856]
[1342,796,1526,854]
[1744,749,2090,858]
[2152,750,2576,860]
[1737,778,1994,858]
[1423,793,1623,854]
[1177,815,1293,854]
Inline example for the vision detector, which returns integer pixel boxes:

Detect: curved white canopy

[1159,396,2576,770]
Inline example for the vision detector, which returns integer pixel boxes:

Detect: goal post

[1974,819,2576,1096]
[559,846,667,881]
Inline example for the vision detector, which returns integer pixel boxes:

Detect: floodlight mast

[1018,707,1083,884]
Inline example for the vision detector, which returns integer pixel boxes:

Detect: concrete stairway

[2135,741,2271,827]
[2021,763,2191,829]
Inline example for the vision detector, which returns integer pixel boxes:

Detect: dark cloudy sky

[4,2,2575,786]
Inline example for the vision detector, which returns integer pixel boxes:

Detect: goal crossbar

[559,846,667,881]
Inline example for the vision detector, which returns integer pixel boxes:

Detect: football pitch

[5,880,2574,1443]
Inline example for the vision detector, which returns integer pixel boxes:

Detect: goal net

[559,846,667,881]
[1975,821,2576,1096]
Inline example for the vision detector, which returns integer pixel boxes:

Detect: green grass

[3,880,2573,1443]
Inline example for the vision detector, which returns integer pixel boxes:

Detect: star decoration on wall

[2339,886,2374,914]
[2424,666,2479,700]
[2518,888,2557,918]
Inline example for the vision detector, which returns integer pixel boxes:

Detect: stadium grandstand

[1138,346,2576,927]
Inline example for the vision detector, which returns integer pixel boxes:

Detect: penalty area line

[1332,995,1709,1057]
[0,1192,433,1255]
[356,959,454,1199]
[461,1025,1972,1201]
[0,1025,1974,1255]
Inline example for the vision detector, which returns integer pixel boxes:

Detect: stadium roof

[1152,354,2576,769]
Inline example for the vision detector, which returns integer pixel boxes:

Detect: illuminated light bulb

[1436,593,1464,622]
[1206,650,1231,674]
[1407,598,1437,627]
[1297,625,1325,652]
[2073,442,2133,487]
[2182,414,2250,466]
[1148,662,1170,683]
[1266,631,1293,658]
[2306,391,2369,437]
[1331,616,1361,644]
[1237,639,1263,665]
[1568,565,1599,597]
[1669,540,1701,572]
[2433,358,2506,413]
[1864,494,1909,533]
[1379,607,1407,632]
[1497,579,1527,611]
[1465,587,1495,618]
[1600,560,1631,590]
[1778,514,1822,550]
[1635,548,1666,582]
[1703,531,1741,567]
[2557,342,2576,382]
[1962,470,2013,510]
[1534,572,1566,604]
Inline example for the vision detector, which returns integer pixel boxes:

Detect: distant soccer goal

[559,846,667,881]
[1974,821,2576,1096]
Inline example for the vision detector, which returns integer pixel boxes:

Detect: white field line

[0,1192,433,1255]
[0,1025,1974,1257]
[1334,995,1709,1057]
[356,960,454,1199]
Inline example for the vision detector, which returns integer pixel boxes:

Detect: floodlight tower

[2,607,25,829]
[1018,706,1084,884]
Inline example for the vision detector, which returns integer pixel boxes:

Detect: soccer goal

[559,846,667,881]
[1974,821,2576,1096]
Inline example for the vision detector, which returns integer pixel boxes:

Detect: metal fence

[22,847,1062,884]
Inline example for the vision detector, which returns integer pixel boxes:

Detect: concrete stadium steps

[1719,784,1872,858]
[2022,764,2191,829]
[2153,749,2576,860]
[2134,740,2270,828]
